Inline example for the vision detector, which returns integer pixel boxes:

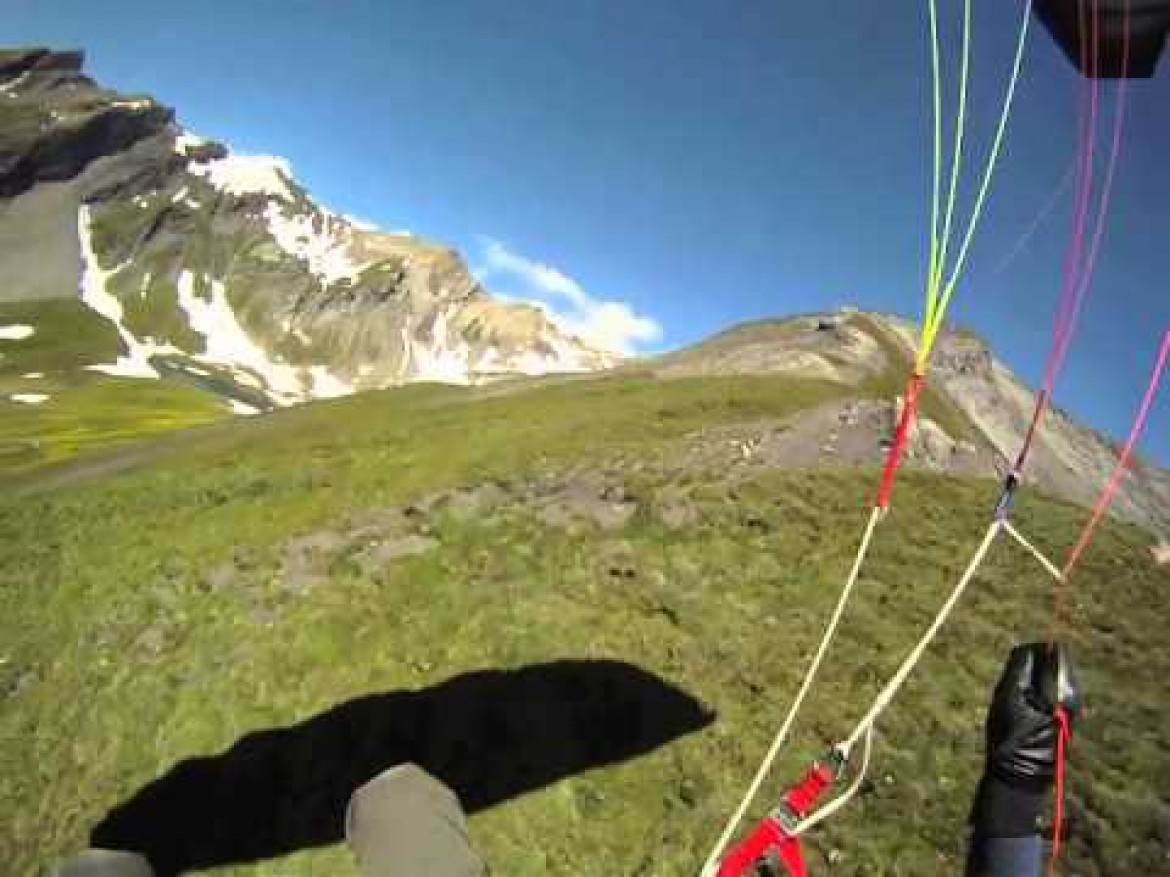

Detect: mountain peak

[0,47,618,437]
[0,47,172,199]
[653,310,1169,540]
[185,148,298,202]
[174,131,228,162]
[0,47,85,81]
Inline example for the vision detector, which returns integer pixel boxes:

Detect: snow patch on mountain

[188,153,296,201]
[400,309,609,384]
[412,310,473,384]
[263,201,368,284]
[228,399,261,416]
[78,206,178,378]
[111,98,153,111]
[307,365,354,399]
[10,393,49,405]
[176,271,303,403]
[174,131,209,154]
[175,271,354,405]
[0,324,35,340]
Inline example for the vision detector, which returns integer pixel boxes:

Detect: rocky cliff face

[0,49,174,199]
[0,48,614,414]
[926,329,1170,542]
[654,311,1170,541]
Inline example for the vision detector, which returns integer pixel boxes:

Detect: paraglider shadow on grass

[91,659,714,876]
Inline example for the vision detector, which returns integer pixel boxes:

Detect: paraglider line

[932,0,973,310]
[993,162,1074,276]
[1052,329,1170,629]
[920,0,1034,366]
[698,505,883,876]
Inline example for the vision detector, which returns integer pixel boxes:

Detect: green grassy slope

[0,373,229,475]
[0,298,230,473]
[1,374,1165,876]
[0,299,121,376]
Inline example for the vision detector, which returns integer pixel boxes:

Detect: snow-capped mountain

[0,48,617,415]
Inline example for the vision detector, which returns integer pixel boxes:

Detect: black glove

[986,642,1081,789]
[971,642,1081,838]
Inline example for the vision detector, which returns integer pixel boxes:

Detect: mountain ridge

[1,47,1166,548]
[651,310,1170,543]
[0,47,616,418]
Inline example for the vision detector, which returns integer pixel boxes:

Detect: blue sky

[10,0,1169,464]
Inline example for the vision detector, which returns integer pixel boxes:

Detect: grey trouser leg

[50,849,154,877]
[345,764,486,877]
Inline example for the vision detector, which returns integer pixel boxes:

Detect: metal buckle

[824,746,849,780]
[994,469,1021,519]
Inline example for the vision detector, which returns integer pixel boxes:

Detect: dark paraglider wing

[1035,0,1170,77]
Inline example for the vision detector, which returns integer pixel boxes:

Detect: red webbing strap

[715,818,804,877]
[1047,706,1072,877]
[715,763,835,877]
[784,763,834,815]
[875,372,926,509]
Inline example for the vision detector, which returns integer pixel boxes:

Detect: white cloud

[476,238,661,355]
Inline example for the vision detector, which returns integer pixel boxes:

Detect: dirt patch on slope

[655,399,998,481]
